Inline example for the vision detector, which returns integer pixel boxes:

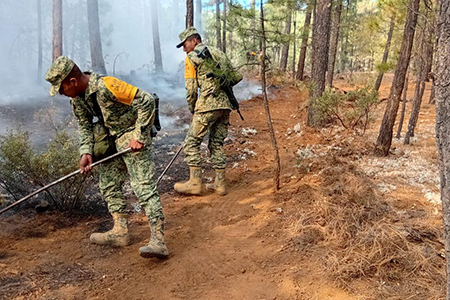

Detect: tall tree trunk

[251,0,256,49]
[326,0,343,87]
[87,0,107,74]
[374,0,420,156]
[404,9,432,144]
[280,10,292,72]
[396,72,409,139]
[296,1,312,81]
[216,0,222,50]
[195,0,202,30]
[374,17,395,91]
[429,6,439,105]
[434,1,450,298]
[151,0,163,73]
[260,0,280,191]
[228,0,233,59]
[37,0,42,83]
[307,0,332,126]
[186,0,194,27]
[292,14,297,79]
[222,0,227,53]
[52,0,63,61]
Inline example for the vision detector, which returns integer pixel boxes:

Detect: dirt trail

[0,74,444,300]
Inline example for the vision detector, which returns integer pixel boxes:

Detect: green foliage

[376,61,395,73]
[0,128,89,212]
[310,86,379,134]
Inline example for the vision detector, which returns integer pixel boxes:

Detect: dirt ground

[0,74,445,300]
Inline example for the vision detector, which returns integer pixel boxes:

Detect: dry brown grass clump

[290,156,445,299]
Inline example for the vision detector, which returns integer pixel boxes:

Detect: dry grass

[289,156,445,299]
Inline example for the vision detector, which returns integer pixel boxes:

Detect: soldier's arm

[130,91,156,144]
[71,98,94,156]
[185,54,198,113]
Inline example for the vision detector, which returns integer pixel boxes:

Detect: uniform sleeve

[130,92,155,144]
[185,55,198,113]
[71,98,94,157]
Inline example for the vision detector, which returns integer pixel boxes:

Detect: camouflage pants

[184,109,230,169]
[97,131,164,223]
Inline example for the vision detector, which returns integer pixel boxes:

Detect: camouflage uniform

[45,57,163,223]
[71,73,164,223]
[184,42,234,169]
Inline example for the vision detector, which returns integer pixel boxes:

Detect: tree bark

[186,0,194,28]
[87,0,107,74]
[216,0,222,50]
[37,0,42,83]
[280,10,292,72]
[52,0,63,61]
[151,0,164,73]
[374,0,420,156]
[228,0,233,59]
[292,14,297,79]
[251,0,256,48]
[374,17,395,91]
[223,0,227,53]
[326,0,343,87]
[195,0,202,30]
[435,1,450,298]
[404,9,432,144]
[296,1,313,81]
[260,0,280,191]
[307,0,332,126]
[396,72,409,139]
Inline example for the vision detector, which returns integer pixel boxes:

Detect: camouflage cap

[45,56,75,96]
[176,27,200,48]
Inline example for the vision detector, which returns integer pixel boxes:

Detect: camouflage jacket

[185,43,239,113]
[71,72,156,156]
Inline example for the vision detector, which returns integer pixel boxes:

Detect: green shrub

[310,86,379,134]
[0,129,90,212]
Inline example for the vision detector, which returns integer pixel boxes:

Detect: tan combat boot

[90,213,130,247]
[139,218,169,259]
[206,169,227,196]
[174,166,202,195]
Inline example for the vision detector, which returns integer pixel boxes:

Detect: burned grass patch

[34,261,96,290]
[0,276,32,299]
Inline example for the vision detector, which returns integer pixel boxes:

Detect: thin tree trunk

[251,0,256,49]
[374,0,420,156]
[374,17,395,91]
[228,0,233,59]
[307,0,332,126]
[434,1,450,298]
[292,14,297,79]
[37,0,42,83]
[396,72,409,139]
[151,0,163,73]
[195,0,202,30]
[223,0,227,53]
[280,10,292,72]
[429,4,439,105]
[186,0,194,28]
[326,0,343,87]
[87,0,107,74]
[216,0,222,50]
[296,1,312,81]
[52,0,63,61]
[260,0,280,191]
[404,9,432,144]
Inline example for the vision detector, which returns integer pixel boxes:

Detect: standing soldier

[175,27,242,196]
[45,56,168,259]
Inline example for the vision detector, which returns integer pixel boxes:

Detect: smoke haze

[0,0,261,140]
